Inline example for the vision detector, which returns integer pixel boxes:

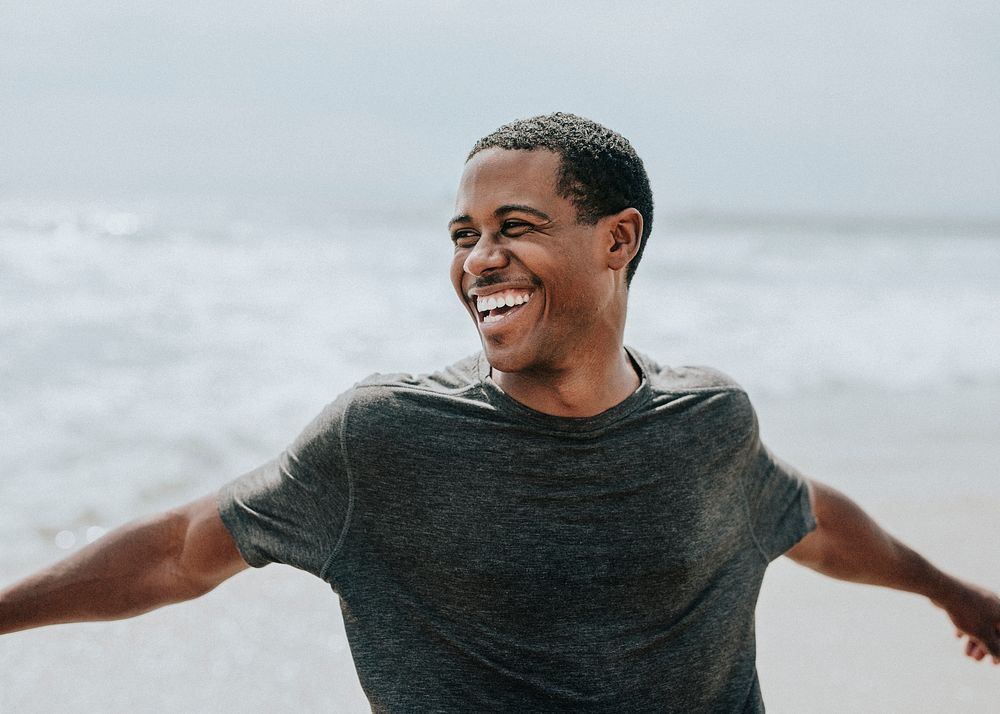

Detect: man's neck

[491,347,640,418]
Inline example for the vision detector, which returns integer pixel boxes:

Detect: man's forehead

[462,146,561,179]
[454,148,563,212]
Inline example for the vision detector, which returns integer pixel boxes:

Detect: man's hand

[0,494,248,636]
[785,479,1000,666]
[935,581,1000,663]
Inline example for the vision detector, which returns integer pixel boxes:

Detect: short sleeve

[742,408,816,562]
[217,392,353,579]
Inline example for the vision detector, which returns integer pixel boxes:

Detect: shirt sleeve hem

[216,484,270,569]
[764,485,818,562]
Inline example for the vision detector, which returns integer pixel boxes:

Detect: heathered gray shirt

[219,349,815,712]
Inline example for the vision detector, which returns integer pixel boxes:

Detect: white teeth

[475,291,532,313]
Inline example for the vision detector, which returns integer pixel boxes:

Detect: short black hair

[468,112,653,285]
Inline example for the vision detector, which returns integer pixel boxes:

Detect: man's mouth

[473,289,533,325]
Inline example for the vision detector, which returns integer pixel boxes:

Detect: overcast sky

[2,2,998,222]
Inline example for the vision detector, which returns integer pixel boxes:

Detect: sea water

[1,200,998,559]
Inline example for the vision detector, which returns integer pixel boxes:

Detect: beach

[755,388,1000,712]
[2,203,998,711]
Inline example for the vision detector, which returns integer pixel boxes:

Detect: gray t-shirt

[219,349,815,712]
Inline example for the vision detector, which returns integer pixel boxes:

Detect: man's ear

[604,207,643,272]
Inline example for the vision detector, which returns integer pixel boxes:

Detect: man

[2,113,998,712]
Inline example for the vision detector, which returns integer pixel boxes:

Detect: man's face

[449,148,616,374]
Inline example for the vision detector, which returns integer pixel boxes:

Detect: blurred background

[2,2,999,711]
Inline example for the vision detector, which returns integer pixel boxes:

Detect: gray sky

[2,1,998,222]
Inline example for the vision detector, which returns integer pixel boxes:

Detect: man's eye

[451,230,478,248]
[500,220,533,236]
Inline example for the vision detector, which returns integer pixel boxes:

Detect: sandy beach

[757,496,1000,712]
[752,387,1000,712]
[2,385,998,713]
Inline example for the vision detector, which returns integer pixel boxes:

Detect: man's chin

[483,340,519,372]
[480,344,531,377]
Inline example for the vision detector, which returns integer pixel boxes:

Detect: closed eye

[451,218,542,247]
[500,220,535,237]
[451,229,479,248]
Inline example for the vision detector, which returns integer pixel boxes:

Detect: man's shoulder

[629,348,758,438]
[320,354,488,436]
[630,348,748,396]
[351,353,483,396]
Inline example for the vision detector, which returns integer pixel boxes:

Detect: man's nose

[463,233,508,276]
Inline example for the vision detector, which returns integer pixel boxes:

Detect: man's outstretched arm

[785,480,1000,662]
[0,494,248,636]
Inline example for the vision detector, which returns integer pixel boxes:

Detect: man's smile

[469,288,534,325]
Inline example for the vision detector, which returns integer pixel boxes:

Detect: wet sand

[758,495,1000,712]
[755,386,1000,711]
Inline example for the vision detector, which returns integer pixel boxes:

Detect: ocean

[2,200,998,552]
[2,199,999,711]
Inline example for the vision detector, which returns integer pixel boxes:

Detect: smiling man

[2,113,999,712]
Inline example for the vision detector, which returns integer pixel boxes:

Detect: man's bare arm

[785,479,1000,662]
[0,494,248,636]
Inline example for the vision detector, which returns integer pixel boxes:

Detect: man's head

[467,112,653,286]
[449,114,648,377]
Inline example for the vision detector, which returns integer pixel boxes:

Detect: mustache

[467,274,542,292]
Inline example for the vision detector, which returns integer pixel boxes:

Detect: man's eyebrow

[448,205,552,230]
[494,204,551,222]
